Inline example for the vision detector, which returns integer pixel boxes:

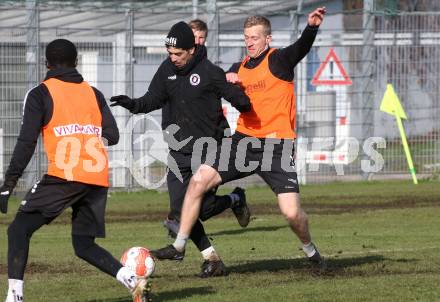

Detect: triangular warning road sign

[311,48,352,86]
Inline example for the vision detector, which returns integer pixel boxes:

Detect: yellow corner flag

[380,84,418,184]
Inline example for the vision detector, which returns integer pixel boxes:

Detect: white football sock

[201,246,220,261]
[302,242,317,258]
[173,233,189,251]
[6,279,24,302]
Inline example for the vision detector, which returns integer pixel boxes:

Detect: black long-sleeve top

[228,24,319,81]
[128,45,251,154]
[3,68,119,190]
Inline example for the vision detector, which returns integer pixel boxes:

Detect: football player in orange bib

[154,7,328,272]
[0,39,148,302]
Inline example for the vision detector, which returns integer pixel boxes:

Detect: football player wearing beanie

[155,8,328,273]
[164,21,196,69]
[111,21,251,278]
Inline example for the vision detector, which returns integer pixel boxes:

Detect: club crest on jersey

[190,73,201,86]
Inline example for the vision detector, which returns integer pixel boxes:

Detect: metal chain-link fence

[0,0,439,191]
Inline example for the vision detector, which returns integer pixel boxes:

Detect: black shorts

[18,174,108,238]
[167,150,217,220]
[212,132,299,194]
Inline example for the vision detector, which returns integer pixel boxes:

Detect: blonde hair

[243,15,271,35]
[188,19,208,35]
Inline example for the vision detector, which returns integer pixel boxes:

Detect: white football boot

[117,267,151,302]
[5,290,23,302]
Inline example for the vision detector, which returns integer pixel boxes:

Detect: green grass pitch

[1,180,440,301]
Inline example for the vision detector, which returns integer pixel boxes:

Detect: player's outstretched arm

[275,7,326,70]
[111,67,168,114]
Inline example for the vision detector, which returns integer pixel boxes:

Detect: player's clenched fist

[226,72,241,84]
[110,95,135,111]
[308,7,326,27]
